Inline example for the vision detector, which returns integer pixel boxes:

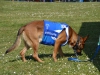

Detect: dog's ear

[83,35,89,42]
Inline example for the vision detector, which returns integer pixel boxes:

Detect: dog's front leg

[52,29,66,62]
[58,47,64,57]
[53,40,61,62]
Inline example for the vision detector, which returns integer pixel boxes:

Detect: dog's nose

[77,52,82,56]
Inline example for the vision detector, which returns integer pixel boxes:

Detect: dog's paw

[23,59,27,62]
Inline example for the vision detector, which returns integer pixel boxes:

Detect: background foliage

[0,1,100,75]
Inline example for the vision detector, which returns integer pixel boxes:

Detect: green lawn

[0,1,100,75]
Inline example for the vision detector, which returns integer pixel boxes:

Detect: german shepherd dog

[5,20,88,63]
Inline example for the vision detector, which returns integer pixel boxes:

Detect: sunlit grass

[0,1,100,75]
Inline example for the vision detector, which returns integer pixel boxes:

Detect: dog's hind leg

[32,41,44,63]
[20,41,30,62]
[26,32,43,63]
[20,47,28,62]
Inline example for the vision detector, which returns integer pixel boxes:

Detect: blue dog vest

[41,20,69,46]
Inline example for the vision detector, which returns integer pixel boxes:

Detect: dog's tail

[5,27,24,54]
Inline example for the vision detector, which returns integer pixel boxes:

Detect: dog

[5,20,88,62]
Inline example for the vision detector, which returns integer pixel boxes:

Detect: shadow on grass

[79,22,100,71]
[25,53,75,60]
[24,53,75,61]
[9,53,75,62]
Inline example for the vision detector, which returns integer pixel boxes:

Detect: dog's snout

[77,52,82,56]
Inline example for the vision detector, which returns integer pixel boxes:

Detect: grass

[0,1,100,75]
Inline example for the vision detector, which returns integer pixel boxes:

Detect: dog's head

[73,35,89,55]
